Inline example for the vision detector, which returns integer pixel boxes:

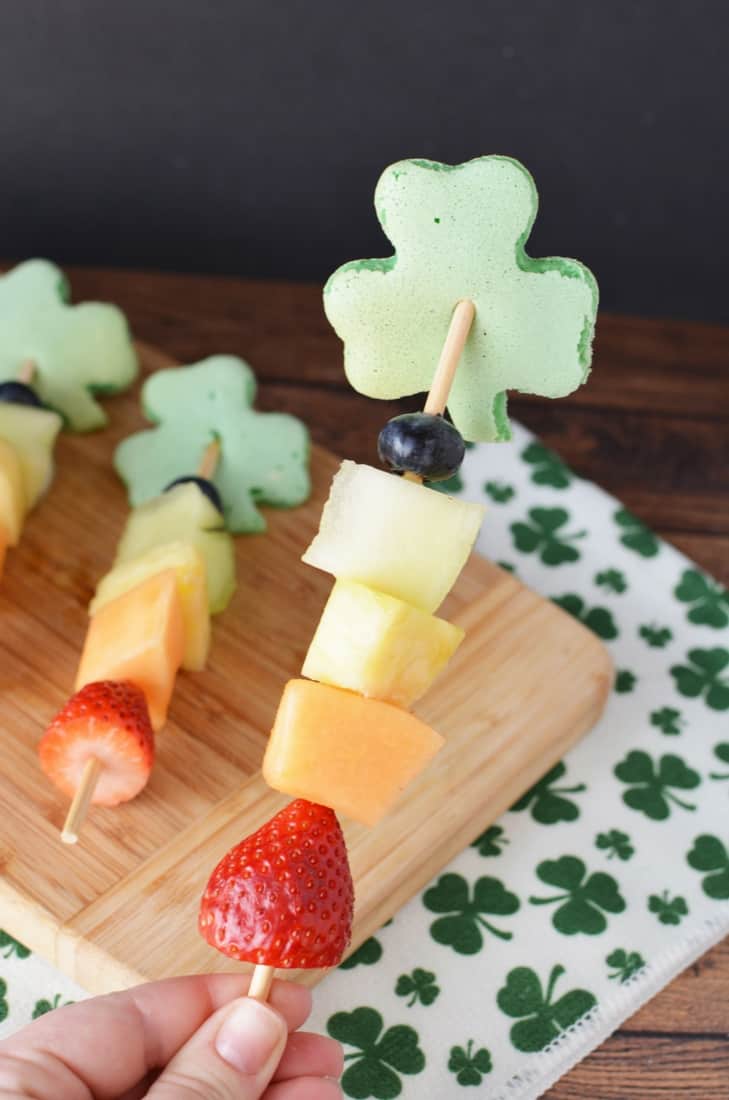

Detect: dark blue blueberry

[0,381,43,408]
[164,475,224,514]
[377,412,466,482]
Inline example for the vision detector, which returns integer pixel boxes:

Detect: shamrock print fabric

[0,421,727,1100]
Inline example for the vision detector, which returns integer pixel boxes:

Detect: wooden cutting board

[0,344,613,993]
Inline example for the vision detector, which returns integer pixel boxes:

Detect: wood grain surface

[9,265,728,1097]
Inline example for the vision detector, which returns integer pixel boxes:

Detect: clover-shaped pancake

[324,156,598,441]
[114,355,310,533]
[0,259,138,431]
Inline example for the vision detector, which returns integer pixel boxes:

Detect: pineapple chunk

[0,404,62,506]
[302,462,484,612]
[0,438,26,544]
[303,579,464,707]
[115,482,236,614]
[91,541,211,671]
[263,679,444,826]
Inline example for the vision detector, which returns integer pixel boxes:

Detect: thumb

[147,994,287,1099]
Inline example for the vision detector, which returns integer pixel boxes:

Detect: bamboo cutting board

[0,344,613,993]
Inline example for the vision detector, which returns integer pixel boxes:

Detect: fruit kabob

[0,260,137,578]
[38,355,310,843]
[197,156,599,1000]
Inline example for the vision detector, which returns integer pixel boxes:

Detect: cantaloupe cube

[90,541,210,672]
[0,438,26,545]
[263,679,445,826]
[76,569,185,731]
[302,461,484,612]
[0,404,62,506]
[302,579,464,707]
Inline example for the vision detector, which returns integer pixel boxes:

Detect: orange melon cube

[76,569,185,731]
[0,523,8,580]
[263,679,444,826]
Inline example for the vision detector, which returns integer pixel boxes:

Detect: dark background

[1,1,727,322]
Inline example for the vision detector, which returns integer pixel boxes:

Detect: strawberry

[39,680,154,807]
[199,799,354,969]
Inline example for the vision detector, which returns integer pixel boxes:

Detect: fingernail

[215,997,285,1075]
[321,1080,344,1098]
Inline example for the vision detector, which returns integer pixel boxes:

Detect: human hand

[0,973,343,1099]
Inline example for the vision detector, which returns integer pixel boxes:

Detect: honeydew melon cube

[0,404,62,506]
[114,483,236,614]
[0,438,27,545]
[302,579,464,707]
[91,541,211,671]
[263,679,444,826]
[76,569,185,731]
[302,462,484,612]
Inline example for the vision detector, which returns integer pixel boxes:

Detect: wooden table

[48,268,729,1097]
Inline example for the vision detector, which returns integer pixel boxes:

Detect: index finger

[0,973,311,1100]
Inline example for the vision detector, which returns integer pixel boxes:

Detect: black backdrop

[1,1,727,322]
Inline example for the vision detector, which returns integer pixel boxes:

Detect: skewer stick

[404,298,476,484]
[61,757,102,845]
[248,964,276,1002]
[17,359,36,385]
[198,438,221,479]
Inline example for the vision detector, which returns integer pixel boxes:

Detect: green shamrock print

[687,835,729,900]
[595,829,634,861]
[606,948,646,984]
[497,965,597,1054]
[529,856,626,935]
[510,761,586,824]
[639,623,673,648]
[670,648,729,711]
[328,1007,425,1099]
[428,471,464,494]
[498,560,516,574]
[648,890,689,925]
[0,979,7,1024]
[471,824,509,857]
[423,873,520,954]
[341,936,384,970]
[650,707,685,736]
[614,669,637,693]
[674,568,729,629]
[614,750,700,820]
[614,507,660,558]
[395,968,440,1007]
[0,930,30,959]
[32,994,73,1019]
[552,594,618,640]
[521,441,572,489]
[710,743,729,784]
[448,1041,493,1086]
[595,568,628,595]
[484,480,515,503]
[510,507,585,565]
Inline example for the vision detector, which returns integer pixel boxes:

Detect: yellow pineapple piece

[0,438,26,545]
[90,541,211,671]
[302,579,464,707]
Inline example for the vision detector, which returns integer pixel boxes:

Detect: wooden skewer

[248,964,276,1002]
[17,359,36,385]
[61,757,102,845]
[198,438,221,479]
[404,298,476,484]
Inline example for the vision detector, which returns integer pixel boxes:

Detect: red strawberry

[199,799,354,969]
[39,680,154,807]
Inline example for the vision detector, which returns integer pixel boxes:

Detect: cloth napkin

[1,421,728,1100]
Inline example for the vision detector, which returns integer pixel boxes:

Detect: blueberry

[0,381,43,408]
[164,475,224,514]
[377,412,466,482]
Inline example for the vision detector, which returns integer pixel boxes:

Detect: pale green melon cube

[114,483,236,614]
[302,462,484,612]
[0,404,62,506]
